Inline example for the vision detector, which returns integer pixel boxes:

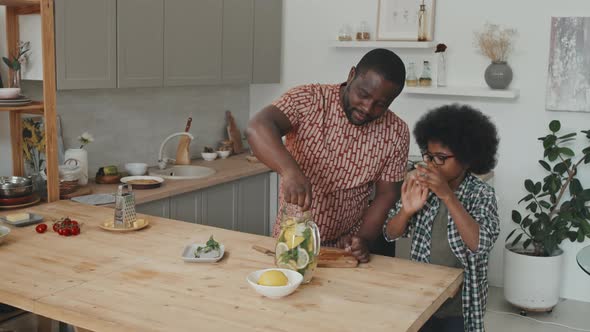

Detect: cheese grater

[113,184,136,228]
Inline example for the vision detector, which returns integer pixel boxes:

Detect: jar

[419,60,432,87]
[338,24,352,41]
[356,21,370,41]
[275,204,320,283]
[406,62,418,87]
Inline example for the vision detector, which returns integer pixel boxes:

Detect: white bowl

[216,150,231,159]
[124,163,148,176]
[246,268,303,299]
[201,152,217,161]
[0,88,21,100]
[0,225,11,244]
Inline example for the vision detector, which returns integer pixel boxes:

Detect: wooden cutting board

[226,111,244,154]
[252,245,359,268]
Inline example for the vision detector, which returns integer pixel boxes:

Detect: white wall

[250,0,590,302]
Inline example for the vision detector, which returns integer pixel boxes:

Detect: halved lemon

[257,270,289,286]
[283,228,305,249]
[275,242,289,261]
[296,247,309,269]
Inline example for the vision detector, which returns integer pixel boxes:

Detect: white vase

[503,242,564,311]
[437,53,447,87]
[64,148,88,185]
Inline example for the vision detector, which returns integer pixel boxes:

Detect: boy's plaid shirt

[384,173,500,332]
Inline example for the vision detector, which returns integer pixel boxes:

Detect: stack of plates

[0,95,33,107]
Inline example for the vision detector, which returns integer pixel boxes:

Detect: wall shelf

[403,86,520,99]
[330,40,436,49]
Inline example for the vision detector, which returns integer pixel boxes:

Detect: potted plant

[504,120,590,312]
[474,23,517,89]
[2,41,30,88]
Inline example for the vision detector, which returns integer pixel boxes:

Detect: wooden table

[0,201,463,332]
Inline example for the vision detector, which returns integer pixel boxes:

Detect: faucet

[158,132,195,169]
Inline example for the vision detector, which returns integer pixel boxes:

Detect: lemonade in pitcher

[275,205,320,283]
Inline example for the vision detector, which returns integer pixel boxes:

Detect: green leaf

[539,160,551,171]
[570,178,583,196]
[534,182,542,195]
[558,132,577,139]
[580,220,590,235]
[518,194,534,204]
[539,200,552,209]
[543,135,557,148]
[522,216,533,228]
[579,189,590,201]
[578,230,586,242]
[548,148,559,161]
[549,120,561,132]
[559,147,575,157]
[523,238,532,249]
[506,229,517,241]
[512,233,524,247]
[568,231,578,241]
[553,162,568,175]
[512,210,522,224]
[525,179,535,193]
[526,202,538,213]
[2,57,12,69]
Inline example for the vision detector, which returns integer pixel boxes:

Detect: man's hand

[342,235,370,263]
[281,169,312,211]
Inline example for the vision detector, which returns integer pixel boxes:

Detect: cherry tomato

[71,220,79,227]
[71,227,80,236]
[64,228,72,236]
[35,224,47,233]
[58,228,66,236]
[53,223,59,232]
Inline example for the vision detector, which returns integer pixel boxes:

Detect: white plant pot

[64,148,88,185]
[503,242,564,311]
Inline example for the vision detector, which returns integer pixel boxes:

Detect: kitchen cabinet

[222,0,254,83]
[164,0,223,86]
[55,0,117,89]
[117,0,164,88]
[138,173,270,235]
[136,198,170,219]
[237,173,269,236]
[252,0,282,83]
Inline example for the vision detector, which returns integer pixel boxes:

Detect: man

[246,49,409,262]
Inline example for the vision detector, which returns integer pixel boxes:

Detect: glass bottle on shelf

[419,61,432,87]
[418,2,428,41]
[356,21,370,41]
[406,62,418,87]
[338,24,352,41]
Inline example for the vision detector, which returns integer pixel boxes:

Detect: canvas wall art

[546,17,590,112]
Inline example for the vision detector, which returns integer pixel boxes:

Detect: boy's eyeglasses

[422,152,455,165]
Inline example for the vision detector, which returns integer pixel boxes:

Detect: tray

[99,218,149,232]
[120,176,163,190]
[0,213,44,227]
[0,196,41,210]
[182,243,225,263]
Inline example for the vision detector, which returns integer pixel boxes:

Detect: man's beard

[342,90,375,126]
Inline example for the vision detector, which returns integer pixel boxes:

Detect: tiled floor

[486,286,590,332]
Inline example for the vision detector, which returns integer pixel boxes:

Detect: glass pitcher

[275,204,320,283]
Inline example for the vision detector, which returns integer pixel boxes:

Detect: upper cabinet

[252,0,282,84]
[55,0,282,90]
[117,0,164,88]
[164,0,223,86]
[55,0,117,89]
[222,0,254,84]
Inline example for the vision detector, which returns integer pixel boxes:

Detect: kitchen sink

[149,165,216,180]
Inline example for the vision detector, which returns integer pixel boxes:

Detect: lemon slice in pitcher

[275,242,289,261]
[296,247,310,269]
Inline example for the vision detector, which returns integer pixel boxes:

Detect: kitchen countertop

[0,200,462,332]
[87,153,270,205]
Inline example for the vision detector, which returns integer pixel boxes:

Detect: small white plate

[0,213,44,227]
[0,225,11,244]
[181,243,225,263]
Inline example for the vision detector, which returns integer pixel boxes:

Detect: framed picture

[376,0,436,41]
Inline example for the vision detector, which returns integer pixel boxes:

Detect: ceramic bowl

[0,88,21,100]
[124,163,148,176]
[201,152,217,161]
[246,268,303,299]
[216,150,231,159]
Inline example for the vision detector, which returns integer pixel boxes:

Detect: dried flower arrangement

[474,23,517,62]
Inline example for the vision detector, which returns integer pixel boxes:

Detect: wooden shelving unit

[2,0,59,202]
